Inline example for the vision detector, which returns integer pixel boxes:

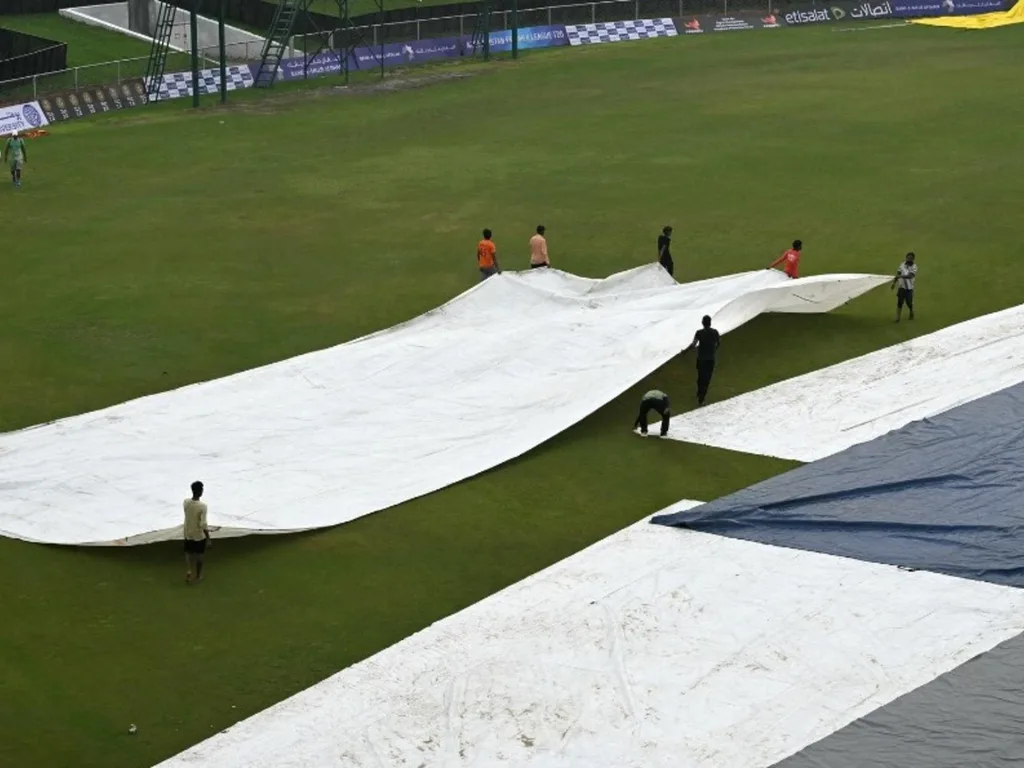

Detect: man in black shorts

[634,389,671,437]
[683,315,721,406]
[183,481,210,584]
[891,252,917,322]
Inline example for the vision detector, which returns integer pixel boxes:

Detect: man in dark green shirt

[683,315,721,406]
[633,389,671,437]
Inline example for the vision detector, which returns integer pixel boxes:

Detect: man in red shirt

[768,239,802,278]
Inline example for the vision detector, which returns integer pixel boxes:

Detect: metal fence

[0,42,258,104]
[294,0,783,48]
[1,0,808,103]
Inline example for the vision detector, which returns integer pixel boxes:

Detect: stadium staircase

[143,0,180,103]
[253,0,302,88]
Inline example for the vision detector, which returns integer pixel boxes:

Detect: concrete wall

[61,2,266,60]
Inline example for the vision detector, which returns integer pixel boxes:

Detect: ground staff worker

[682,315,721,406]
[657,226,674,276]
[183,481,210,584]
[892,252,917,322]
[477,229,499,280]
[634,389,671,437]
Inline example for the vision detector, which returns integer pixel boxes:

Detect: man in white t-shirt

[891,252,917,322]
[183,481,210,584]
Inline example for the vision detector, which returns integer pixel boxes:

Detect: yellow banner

[912,0,1024,27]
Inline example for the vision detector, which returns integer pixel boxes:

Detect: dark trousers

[897,287,914,311]
[634,397,670,436]
[696,360,715,404]
[659,256,674,276]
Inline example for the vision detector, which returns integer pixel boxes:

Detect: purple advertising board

[275,26,567,83]
[276,36,469,82]
[890,0,1004,15]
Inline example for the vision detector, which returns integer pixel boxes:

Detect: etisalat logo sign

[782,1,895,24]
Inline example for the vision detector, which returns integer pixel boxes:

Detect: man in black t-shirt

[683,315,721,406]
[657,226,674,276]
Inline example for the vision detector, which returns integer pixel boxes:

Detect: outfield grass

[1,23,1023,767]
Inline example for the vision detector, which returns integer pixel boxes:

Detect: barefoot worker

[529,225,550,269]
[892,251,917,322]
[633,389,671,437]
[183,481,211,584]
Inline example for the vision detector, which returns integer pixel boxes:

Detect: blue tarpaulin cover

[652,382,1024,588]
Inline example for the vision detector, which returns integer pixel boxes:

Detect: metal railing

[0,0,803,104]
[0,41,263,104]
[293,0,781,48]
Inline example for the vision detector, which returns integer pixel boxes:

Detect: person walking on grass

[634,389,671,437]
[529,225,550,269]
[4,130,27,188]
[183,481,210,584]
[477,228,499,280]
[682,315,721,406]
[892,251,917,322]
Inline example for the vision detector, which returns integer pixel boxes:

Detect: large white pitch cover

[0,266,885,546]
[664,302,1024,461]
[156,504,1024,768]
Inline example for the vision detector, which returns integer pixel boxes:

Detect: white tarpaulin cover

[0,266,886,546]
[155,501,1024,768]
[664,302,1024,462]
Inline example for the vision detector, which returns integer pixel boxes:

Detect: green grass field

[1,23,1023,768]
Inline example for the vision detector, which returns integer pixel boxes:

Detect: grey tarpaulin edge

[651,382,1024,589]
[770,629,1024,768]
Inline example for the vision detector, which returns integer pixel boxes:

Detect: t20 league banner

[889,0,1005,15]
[484,25,568,53]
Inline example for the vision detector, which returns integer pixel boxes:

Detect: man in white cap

[3,130,27,188]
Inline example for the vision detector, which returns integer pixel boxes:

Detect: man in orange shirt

[768,239,802,278]
[477,228,499,280]
[529,225,549,269]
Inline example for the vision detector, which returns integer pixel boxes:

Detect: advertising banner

[778,5,853,24]
[0,100,48,134]
[37,79,146,124]
[486,25,568,52]
[890,0,1005,15]
[276,36,470,82]
[678,12,783,32]
[678,2,905,29]
[351,36,465,70]
[565,19,677,46]
[155,65,255,101]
